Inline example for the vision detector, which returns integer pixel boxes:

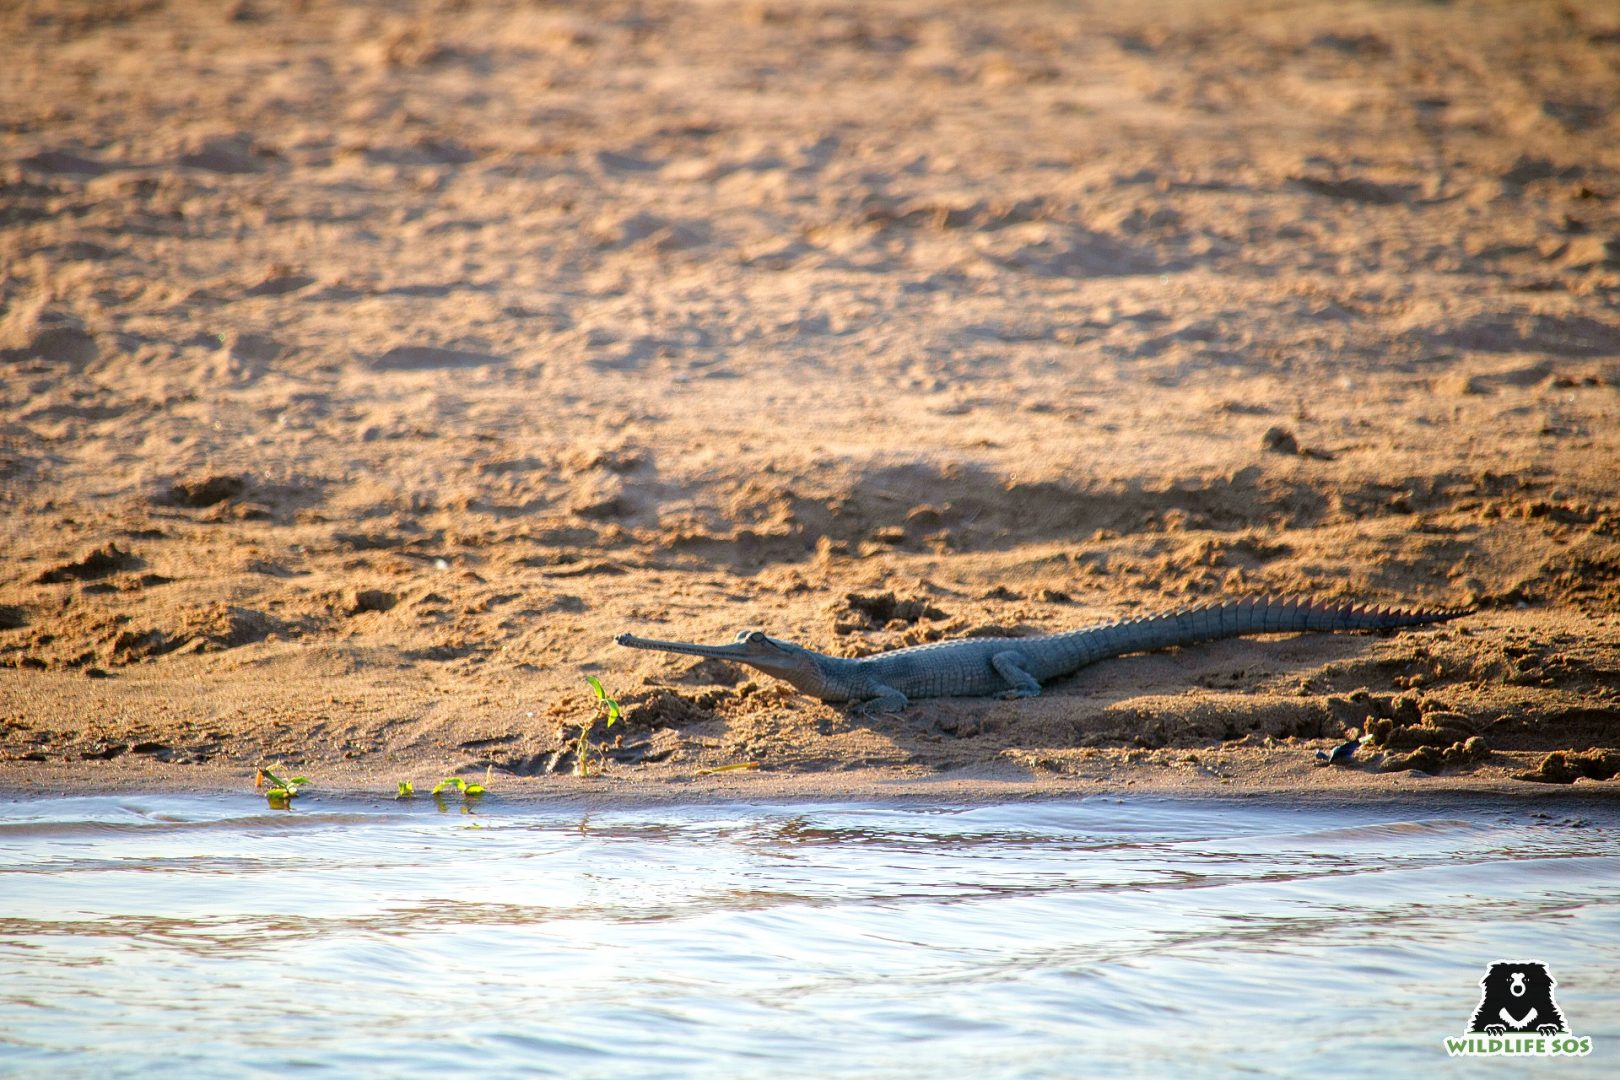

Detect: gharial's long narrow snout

[614,632,754,659]
[615,629,833,699]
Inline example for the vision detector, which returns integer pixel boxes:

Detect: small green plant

[576,675,622,777]
[396,780,414,799]
[431,768,490,814]
[256,765,308,809]
[431,775,487,797]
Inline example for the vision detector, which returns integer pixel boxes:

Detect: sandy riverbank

[2,0,1618,800]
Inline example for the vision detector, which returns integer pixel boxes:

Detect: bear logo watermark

[1444,961,1593,1057]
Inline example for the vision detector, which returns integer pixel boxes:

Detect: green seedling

[576,675,622,778]
[396,780,414,799]
[431,768,491,815]
[431,776,488,797]
[256,765,308,809]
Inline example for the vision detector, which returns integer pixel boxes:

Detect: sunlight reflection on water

[0,795,1615,1077]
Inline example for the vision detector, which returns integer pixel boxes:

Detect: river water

[0,794,1615,1077]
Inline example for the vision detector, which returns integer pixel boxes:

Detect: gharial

[615,595,1468,712]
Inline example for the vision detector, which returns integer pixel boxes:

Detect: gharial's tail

[1060,595,1469,663]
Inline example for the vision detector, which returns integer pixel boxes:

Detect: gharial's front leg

[850,684,910,715]
[991,651,1042,699]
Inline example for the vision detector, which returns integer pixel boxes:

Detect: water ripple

[0,795,1616,1077]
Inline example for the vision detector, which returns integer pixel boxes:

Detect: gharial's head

[614,629,818,681]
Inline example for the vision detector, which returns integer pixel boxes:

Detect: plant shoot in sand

[432,775,488,798]
[576,675,622,778]
[256,765,308,809]
[431,769,491,813]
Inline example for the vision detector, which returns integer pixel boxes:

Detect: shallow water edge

[4,755,1620,811]
[2,793,1617,1077]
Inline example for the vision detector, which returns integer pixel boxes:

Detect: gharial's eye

[746,631,768,644]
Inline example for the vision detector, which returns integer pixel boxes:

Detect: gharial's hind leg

[991,651,1042,699]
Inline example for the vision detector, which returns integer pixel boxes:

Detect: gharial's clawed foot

[849,693,909,717]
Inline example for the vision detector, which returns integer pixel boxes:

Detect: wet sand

[2,0,1618,800]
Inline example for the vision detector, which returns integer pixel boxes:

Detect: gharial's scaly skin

[615,595,1468,711]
